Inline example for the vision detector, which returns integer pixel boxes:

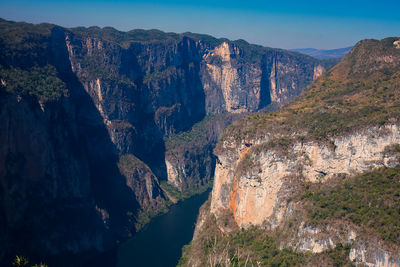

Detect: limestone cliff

[0,18,326,264]
[164,114,240,192]
[211,124,400,227]
[201,41,324,113]
[62,25,325,193]
[183,37,400,266]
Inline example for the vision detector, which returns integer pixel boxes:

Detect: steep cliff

[0,21,148,266]
[0,18,326,264]
[164,114,241,193]
[64,27,326,193]
[183,37,400,266]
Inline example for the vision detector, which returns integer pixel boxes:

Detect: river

[117,189,210,267]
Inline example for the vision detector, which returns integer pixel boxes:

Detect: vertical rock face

[201,42,323,113]
[61,28,324,193]
[0,18,326,263]
[202,42,261,113]
[197,37,400,267]
[0,71,139,263]
[211,124,400,227]
[350,240,400,267]
[164,113,240,191]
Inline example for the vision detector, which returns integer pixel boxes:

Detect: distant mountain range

[291,46,353,59]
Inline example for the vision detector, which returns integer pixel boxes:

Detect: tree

[12,256,28,267]
[12,256,48,267]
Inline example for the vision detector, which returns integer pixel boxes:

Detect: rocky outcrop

[118,154,166,214]
[350,240,400,267]
[164,114,240,192]
[211,124,400,227]
[207,123,400,267]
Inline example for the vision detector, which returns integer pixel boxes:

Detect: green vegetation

[12,255,47,267]
[135,179,211,229]
[160,180,211,201]
[0,65,68,102]
[178,206,355,267]
[181,32,224,47]
[326,243,354,267]
[0,19,68,102]
[230,39,319,64]
[214,228,308,267]
[134,206,169,231]
[118,154,169,230]
[71,26,180,48]
[384,143,400,153]
[71,25,227,48]
[118,154,152,173]
[0,18,52,51]
[118,154,211,229]
[76,52,136,83]
[200,38,400,267]
[165,113,235,151]
[164,114,237,198]
[304,167,400,245]
[143,66,177,82]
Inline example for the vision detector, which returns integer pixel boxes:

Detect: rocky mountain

[291,46,353,59]
[0,18,328,264]
[181,37,400,266]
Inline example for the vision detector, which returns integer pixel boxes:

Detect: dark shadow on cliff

[258,54,272,110]
[126,36,207,182]
[41,27,142,266]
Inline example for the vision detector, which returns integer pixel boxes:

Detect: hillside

[181,37,400,266]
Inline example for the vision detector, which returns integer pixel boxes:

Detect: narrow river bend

[117,189,210,267]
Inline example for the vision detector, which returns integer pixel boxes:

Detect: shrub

[304,167,400,245]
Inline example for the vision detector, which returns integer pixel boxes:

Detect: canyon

[0,18,328,264]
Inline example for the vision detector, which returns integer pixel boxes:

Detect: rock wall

[0,19,326,264]
[164,114,239,191]
[201,42,324,113]
[350,240,400,267]
[209,124,400,266]
[0,81,139,263]
[211,124,400,227]
[63,29,324,191]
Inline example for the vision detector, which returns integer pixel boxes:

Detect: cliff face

[0,18,325,263]
[201,41,323,113]
[0,63,139,265]
[62,25,324,192]
[212,124,400,227]
[164,114,240,192]
[185,37,400,267]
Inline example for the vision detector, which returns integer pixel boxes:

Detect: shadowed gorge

[0,18,331,265]
[0,24,141,265]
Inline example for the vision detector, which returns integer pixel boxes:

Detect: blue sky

[0,0,399,49]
